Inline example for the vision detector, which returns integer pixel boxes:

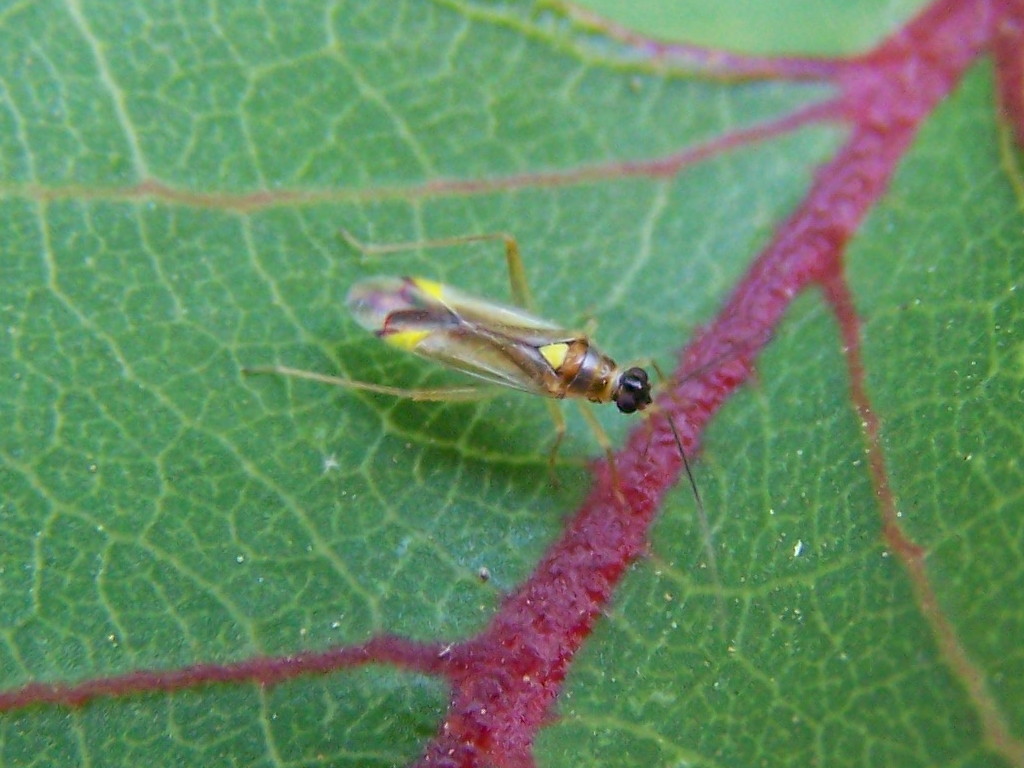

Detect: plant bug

[244,230,706,515]
[244,229,728,623]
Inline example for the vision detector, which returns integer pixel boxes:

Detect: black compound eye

[615,367,652,413]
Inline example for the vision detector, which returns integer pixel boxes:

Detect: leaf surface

[0,1,1021,767]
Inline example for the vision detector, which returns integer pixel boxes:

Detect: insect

[245,229,720,614]
[244,230,703,507]
[343,275,656,416]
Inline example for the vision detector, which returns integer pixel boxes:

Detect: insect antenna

[650,359,727,635]
[665,412,723,621]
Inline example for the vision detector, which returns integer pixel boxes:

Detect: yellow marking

[411,277,445,301]
[539,342,569,370]
[385,329,430,351]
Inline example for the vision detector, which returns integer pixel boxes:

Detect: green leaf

[569,0,931,54]
[1,1,1021,767]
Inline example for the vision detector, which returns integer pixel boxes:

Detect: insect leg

[340,230,535,311]
[575,403,627,505]
[543,400,567,481]
[242,365,494,402]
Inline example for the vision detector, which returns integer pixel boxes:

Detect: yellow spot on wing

[385,329,430,351]
[411,277,445,301]
[539,342,569,370]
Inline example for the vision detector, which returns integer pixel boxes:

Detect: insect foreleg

[575,402,627,505]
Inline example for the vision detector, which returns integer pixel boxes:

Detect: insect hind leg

[242,364,493,402]
[340,229,535,312]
